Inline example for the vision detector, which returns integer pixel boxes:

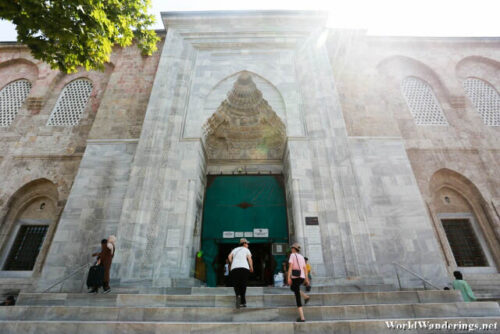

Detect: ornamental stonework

[203,72,286,161]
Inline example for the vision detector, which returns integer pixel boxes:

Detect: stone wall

[327,32,500,276]
[0,37,164,292]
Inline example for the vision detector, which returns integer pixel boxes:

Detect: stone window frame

[0,216,52,278]
[462,77,500,127]
[0,180,60,279]
[436,212,497,274]
[0,78,32,128]
[46,77,94,127]
[400,76,449,126]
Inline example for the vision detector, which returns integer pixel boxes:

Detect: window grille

[463,78,500,126]
[0,79,32,127]
[47,79,92,126]
[441,218,488,267]
[4,225,49,271]
[401,77,448,125]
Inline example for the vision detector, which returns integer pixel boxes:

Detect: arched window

[0,179,59,275]
[463,78,500,126]
[401,77,448,125]
[47,78,93,126]
[0,79,32,127]
[429,169,498,274]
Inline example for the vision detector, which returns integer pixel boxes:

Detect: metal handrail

[42,262,92,293]
[392,262,440,290]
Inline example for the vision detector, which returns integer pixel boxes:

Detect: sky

[1,0,499,41]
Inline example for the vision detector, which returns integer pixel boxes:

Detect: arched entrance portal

[200,71,288,286]
[202,175,288,286]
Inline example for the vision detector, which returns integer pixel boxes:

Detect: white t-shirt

[230,246,252,270]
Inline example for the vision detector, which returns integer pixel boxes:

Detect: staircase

[0,287,499,333]
[467,273,500,301]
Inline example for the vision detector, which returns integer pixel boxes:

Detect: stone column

[114,28,199,286]
[294,29,377,278]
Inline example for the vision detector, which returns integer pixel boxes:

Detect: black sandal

[296,318,306,322]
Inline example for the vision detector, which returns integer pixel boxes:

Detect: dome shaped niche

[203,72,286,161]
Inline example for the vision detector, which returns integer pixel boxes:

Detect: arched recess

[456,56,500,85]
[205,70,286,122]
[198,72,289,287]
[183,70,287,139]
[455,56,500,127]
[0,179,61,277]
[377,55,452,124]
[0,58,39,81]
[202,71,286,161]
[428,169,499,274]
[42,63,115,127]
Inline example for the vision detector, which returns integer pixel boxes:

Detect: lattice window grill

[0,79,32,127]
[401,77,448,125]
[441,218,488,267]
[463,78,500,126]
[4,225,49,271]
[47,79,93,126]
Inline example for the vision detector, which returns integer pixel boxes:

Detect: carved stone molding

[203,72,286,160]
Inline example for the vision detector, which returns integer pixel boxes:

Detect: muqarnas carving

[203,72,286,160]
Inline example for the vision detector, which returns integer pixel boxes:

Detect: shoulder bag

[291,254,301,277]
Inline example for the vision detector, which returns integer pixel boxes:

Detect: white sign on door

[223,231,234,238]
[253,228,269,238]
[235,232,244,238]
[244,232,253,238]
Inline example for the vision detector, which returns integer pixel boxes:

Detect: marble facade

[0,11,498,293]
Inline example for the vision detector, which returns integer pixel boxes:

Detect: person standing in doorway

[452,271,476,302]
[228,238,253,308]
[287,242,310,322]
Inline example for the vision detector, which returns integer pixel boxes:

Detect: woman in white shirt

[228,238,254,308]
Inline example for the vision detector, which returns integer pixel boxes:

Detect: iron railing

[393,262,440,290]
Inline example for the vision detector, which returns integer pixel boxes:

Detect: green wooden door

[201,175,288,286]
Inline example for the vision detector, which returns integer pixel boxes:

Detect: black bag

[291,254,301,277]
[86,264,104,289]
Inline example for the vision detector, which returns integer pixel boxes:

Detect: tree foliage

[0,0,160,73]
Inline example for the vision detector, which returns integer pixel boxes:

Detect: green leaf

[0,0,160,73]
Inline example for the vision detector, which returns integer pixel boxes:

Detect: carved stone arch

[377,55,452,98]
[203,71,286,161]
[0,59,39,104]
[204,70,287,123]
[428,168,500,273]
[456,56,500,85]
[376,55,454,125]
[0,58,39,81]
[0,178,61,276]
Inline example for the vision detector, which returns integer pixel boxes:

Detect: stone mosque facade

[0,11,498,294]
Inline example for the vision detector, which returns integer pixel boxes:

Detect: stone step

[17,290,463,307]
[1,317,499,334]
[1,302,498,322]
[93,284,397,295]
[190,285,397,294]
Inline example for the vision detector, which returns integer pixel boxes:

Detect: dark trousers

[231,268,250,305]
[290,278,304,307]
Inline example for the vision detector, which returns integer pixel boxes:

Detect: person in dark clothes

[0,296,15,306]
[287,242,310,322]
[228,238,254,308]
[90,236,116,293]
